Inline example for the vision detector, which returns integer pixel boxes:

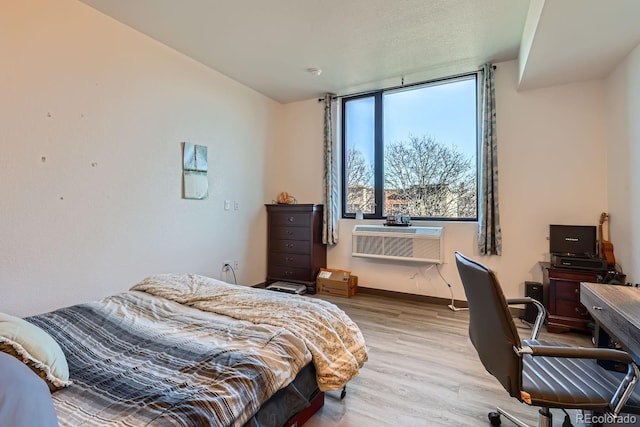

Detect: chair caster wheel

[488,412,501,426]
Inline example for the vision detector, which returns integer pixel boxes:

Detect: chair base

[490,406,553,427]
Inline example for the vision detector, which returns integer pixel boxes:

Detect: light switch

[224,200,231,210]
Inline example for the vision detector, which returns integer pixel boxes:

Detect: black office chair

[454,251,640,427]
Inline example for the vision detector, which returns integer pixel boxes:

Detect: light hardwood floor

[305,292,592,427]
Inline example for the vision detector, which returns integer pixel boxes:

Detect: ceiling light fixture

[307,68,322,76]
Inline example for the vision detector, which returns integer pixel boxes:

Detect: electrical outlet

[222,260,239,271]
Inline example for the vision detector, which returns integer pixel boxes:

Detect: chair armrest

[520,345,633,364]
[506,297,536,305]
[507,297,546,340]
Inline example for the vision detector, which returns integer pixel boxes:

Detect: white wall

[605,43,640,282]
[0,0,281,317]
[2,1,627,317]
[266,99,326,204]
[276,60,609,301]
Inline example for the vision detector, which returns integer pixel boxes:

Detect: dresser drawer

[553,280,581,302]
[270,253,310,268]
[271,226,310,241]
[268,265,311,282]
[271,213,310,227]
[270,239,310,254]
[555,299,590,319]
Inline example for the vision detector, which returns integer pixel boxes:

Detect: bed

[1,273,368,427]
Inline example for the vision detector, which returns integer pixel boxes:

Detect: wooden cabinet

[266,204,327,294]
[546,266,606,333]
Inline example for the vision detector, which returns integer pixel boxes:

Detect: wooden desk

[580,282,640,362]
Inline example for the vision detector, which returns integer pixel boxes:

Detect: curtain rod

[317,65,496,102]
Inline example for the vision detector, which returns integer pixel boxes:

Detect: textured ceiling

[80,0,640,104]
[80,0,529,103]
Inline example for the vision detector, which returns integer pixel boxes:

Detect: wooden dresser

[265,204,327,294]
[545,265,606,333]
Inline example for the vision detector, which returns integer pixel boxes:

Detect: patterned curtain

[478,64,502,255]
[322,93,339,245]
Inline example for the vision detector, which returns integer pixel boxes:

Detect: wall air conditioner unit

[351,225,444,264]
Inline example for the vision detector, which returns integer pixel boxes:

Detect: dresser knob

[288,216,294,222]
[574,288,579,294]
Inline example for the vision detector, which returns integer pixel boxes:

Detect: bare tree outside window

[345,147,374,213]
[345,135,476,219]
[384,135,476,218]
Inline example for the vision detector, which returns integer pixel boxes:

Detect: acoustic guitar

[599,212,616,269]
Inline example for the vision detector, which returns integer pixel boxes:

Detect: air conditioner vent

[351,225,444,263]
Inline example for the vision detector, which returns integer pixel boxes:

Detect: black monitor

[549,224,597,258]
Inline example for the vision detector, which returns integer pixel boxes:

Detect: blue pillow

[0,352,59,426]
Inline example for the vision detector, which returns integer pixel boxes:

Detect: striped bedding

[26,274,368,427]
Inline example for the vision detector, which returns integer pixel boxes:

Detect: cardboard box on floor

[316,268,358,298]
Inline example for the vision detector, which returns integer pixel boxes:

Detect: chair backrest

[454,252,523,397]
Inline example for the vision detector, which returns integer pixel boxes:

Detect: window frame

[340,72,480,221]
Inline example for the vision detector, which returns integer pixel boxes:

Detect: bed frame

[283,391,325,427]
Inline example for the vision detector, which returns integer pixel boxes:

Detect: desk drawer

[581,287,629,337]
[579,282,640,359]
[555,299,590,319]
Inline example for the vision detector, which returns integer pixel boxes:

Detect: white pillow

[0,312,71,391]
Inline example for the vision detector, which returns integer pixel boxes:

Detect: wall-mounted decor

[182,142,208,200]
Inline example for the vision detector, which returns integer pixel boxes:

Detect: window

[341,73,479,221]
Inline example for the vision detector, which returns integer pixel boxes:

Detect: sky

[345,76,478,166]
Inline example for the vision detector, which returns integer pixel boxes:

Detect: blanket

[28,290,311,426]
[131,274,369,392]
